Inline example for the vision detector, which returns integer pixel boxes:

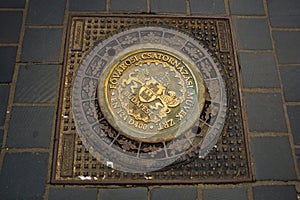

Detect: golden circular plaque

[98,48,206,143]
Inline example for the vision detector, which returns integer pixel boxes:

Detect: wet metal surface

[51,15,252,184]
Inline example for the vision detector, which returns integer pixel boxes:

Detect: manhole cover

[52,15,252,184]
[73,26,227,173]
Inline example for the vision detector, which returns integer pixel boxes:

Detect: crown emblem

[153,72,170,86]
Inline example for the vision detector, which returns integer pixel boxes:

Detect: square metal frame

[51,14,252,185]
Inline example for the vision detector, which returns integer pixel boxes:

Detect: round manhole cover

[72,26,227,173]
[98,48,206,143]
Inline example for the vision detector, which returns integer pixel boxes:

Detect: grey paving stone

[0,85,10,125]
[7,106,54,148]
[150,187,197,200]
[229,0,265,15]
[190,0,226,14]
[0,152,48,199]
[0,11,22,43]
[273,31,300,64]
[253,185,297,200]
[280,66,300,102]
[267,0,300,28]
[48,187,97,200]
[295,148,300,172]
[70,0,105,11]
[250,136,296,180]
[234,18,272,50]
[99,188,147,200]
[0,0,25,8]
[0,129,3,149]
[111,0,146,12]
[21,28,63,62]
[239,52,280,88]
[0,46,17,83]
[14,65,59,103]
[203,188,248,200]
[244,92,287,132]
[26,0,66,25]
[151,0,186,13]
[288,106,300,144]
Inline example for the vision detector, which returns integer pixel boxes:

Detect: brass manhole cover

[99,48,206,144]
[52,15,251,183]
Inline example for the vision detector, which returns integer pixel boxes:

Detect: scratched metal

[51,15,252,184]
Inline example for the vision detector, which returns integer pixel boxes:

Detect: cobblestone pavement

[0,0,300,199]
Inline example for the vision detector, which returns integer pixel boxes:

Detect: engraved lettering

[176,109,187,121]
[111,97,119,109]
[217,21,229,52]
[72,20,84,51]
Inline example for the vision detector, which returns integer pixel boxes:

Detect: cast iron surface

[72,26,227,173]
[52,15,251,184]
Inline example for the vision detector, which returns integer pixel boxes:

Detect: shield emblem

[139,86,157,103]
